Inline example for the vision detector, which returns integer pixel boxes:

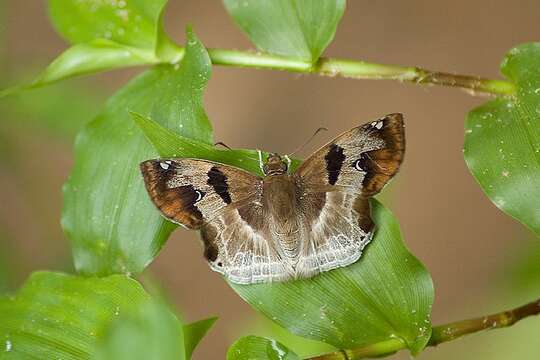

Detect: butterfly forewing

[294,113,404,196]
[140,159,262,228]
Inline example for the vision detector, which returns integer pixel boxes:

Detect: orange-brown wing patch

[140,159,261,229]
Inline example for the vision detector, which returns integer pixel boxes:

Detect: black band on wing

[207,166,232,204]
[324,144,346,185]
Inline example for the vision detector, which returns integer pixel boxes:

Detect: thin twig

[307,298,540,360]
[205,48,515,96]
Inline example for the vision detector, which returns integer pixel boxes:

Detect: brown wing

[201,204,293,284]
[140,158,290,284]
[293,114,405,276]
[140,158,261,229]
[294,113,405,197]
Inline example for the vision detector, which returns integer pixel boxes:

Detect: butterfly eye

[194,190,204,202]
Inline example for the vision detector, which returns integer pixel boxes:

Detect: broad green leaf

[464,43,540,236]
[0,271,150,359]
[48,0,172,50]
[227,336,300,360]
[148,27,213,144]
[0,75,106,138]
[231,201,434,354]
[62,29,212,275]
[183,317,218,359]
[0,0,182,94]
[223,0,345,61]
[92,301,185,360]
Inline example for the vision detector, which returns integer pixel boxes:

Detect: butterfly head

[263,153,288,176]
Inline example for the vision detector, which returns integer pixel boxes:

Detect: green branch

[205,48,515,96]
[307,298,540,360]
[0,46,516,98]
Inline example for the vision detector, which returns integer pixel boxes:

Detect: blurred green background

[0,1,538,358]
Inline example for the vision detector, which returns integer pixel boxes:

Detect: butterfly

[140,113,405,284]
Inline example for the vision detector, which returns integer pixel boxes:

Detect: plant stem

[206,48,515,96]
[307,298,540,360]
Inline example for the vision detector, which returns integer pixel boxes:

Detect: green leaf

[131,112,301,176]
[244,314,337,358]
[48,0,171,50]
[230,201,434,355]
[183,317,218,359]
[0,75,106,138]
[0,0,183,94]
[464,43,540,236]
[149,27,213,144]
[31,40,157,87]
[92,301,185,360]
[0,271,151,359]
[0,272,208,359]
[62,29,212,275]
[223,0,345,61]
[227,336,300,360]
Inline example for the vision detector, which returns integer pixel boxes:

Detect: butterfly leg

[283,155,292,173]
[257,149,265,174]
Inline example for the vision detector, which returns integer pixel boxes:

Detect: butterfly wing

[140,158,289,284]
[293,113,405,276]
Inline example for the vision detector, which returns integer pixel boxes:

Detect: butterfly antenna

[215,141,232,150]
[287,127,328,157]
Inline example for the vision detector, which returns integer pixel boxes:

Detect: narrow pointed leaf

[0,272,150,359]
[183,317,218,359]
[223,0,345,61]
[227,336,300,360]
[231,201,434,354]
[131,112,301,175]
[30,40,157,87]
[62,30,212,275]
[464,43,540,236]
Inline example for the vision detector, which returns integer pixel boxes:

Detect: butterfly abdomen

[262,175,303,260]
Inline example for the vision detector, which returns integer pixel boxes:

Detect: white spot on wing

[370,120,384,129]
[159,160,173,170]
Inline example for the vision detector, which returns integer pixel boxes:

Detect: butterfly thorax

[263,153,288,176]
